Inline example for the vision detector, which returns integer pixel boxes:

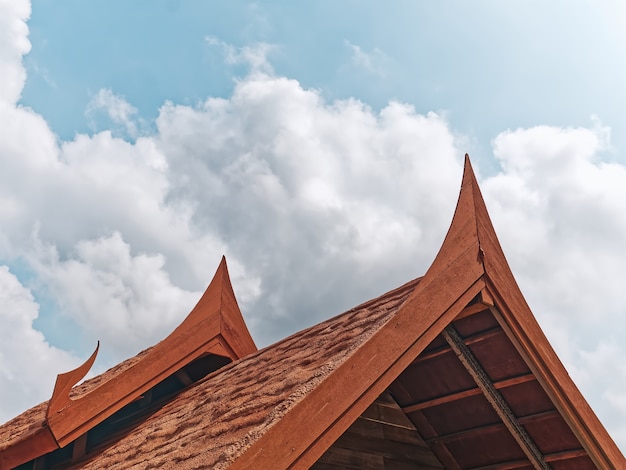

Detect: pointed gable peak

[180,255,257,359]
[424,154,506,281]
[180,255,233,327]
[39,256,256,449]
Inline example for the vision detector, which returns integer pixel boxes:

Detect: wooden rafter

[413,326,502,363]
[442,324,550,470]
[425,409,559,445]
[471,449,588,470]
[402,373,535,413]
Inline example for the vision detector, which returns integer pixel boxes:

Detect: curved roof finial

[47,342,99,418]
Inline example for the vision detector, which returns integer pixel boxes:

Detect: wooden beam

[71,433,88,462]
[545,448,588,462]
[409,410,462,470]
[175,369,194,387]
[454,302,489,320]
[404,387,482,413]
[424,409,559,445]
[414,327,502,364]
[403,373,535,413]
[441,325,550,470]
[470,448,588,470]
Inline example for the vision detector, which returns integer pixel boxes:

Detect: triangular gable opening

[308,296,599,469]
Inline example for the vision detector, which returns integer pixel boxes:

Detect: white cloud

[31,232,201,358]
[0,265,79,424]
[0,0,31,105]
[483,122,626,443]
[85,89,143,138]
[345,40,389,76]
[486,123,626,324]
[156,75,462,337]
[206,36,275,75]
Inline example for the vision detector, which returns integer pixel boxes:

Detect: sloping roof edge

[459,155,624,467]
[228,155,625,469]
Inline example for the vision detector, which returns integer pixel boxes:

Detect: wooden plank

[382,424,429,446]
[71,433,88,462]
[0,425,57,470]
[469,448,588,470]
[404,387,481,413]
[344,417,385,440]
[453,301,489,320]
[385,458,443,470]
[315,446,385,470]
[423,409,559,447]
[313,396,444,470]
[403,373,535,413]
[331,431,442,464]
[545,449,588,462]
[413,327,501,364]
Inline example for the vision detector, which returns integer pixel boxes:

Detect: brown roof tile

[69,277,421,469]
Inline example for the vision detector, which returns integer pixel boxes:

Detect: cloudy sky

[1,0,625,450]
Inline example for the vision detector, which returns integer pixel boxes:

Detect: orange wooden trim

[544,448,588,462]
[298,278,487,470]
[47,342,99,417]
[45,256,257,447]
[0,425,57,470]
[454,301,489,320]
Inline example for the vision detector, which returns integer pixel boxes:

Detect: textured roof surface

[65,277,421,469]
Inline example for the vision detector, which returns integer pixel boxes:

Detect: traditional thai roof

[0,155,623,469]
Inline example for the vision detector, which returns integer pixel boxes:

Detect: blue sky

[1,0,626,452]
[23,1,626,168]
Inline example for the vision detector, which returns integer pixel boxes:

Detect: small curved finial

[46,342,100,418]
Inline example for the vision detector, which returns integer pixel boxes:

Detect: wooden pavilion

[0,155,623,469]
